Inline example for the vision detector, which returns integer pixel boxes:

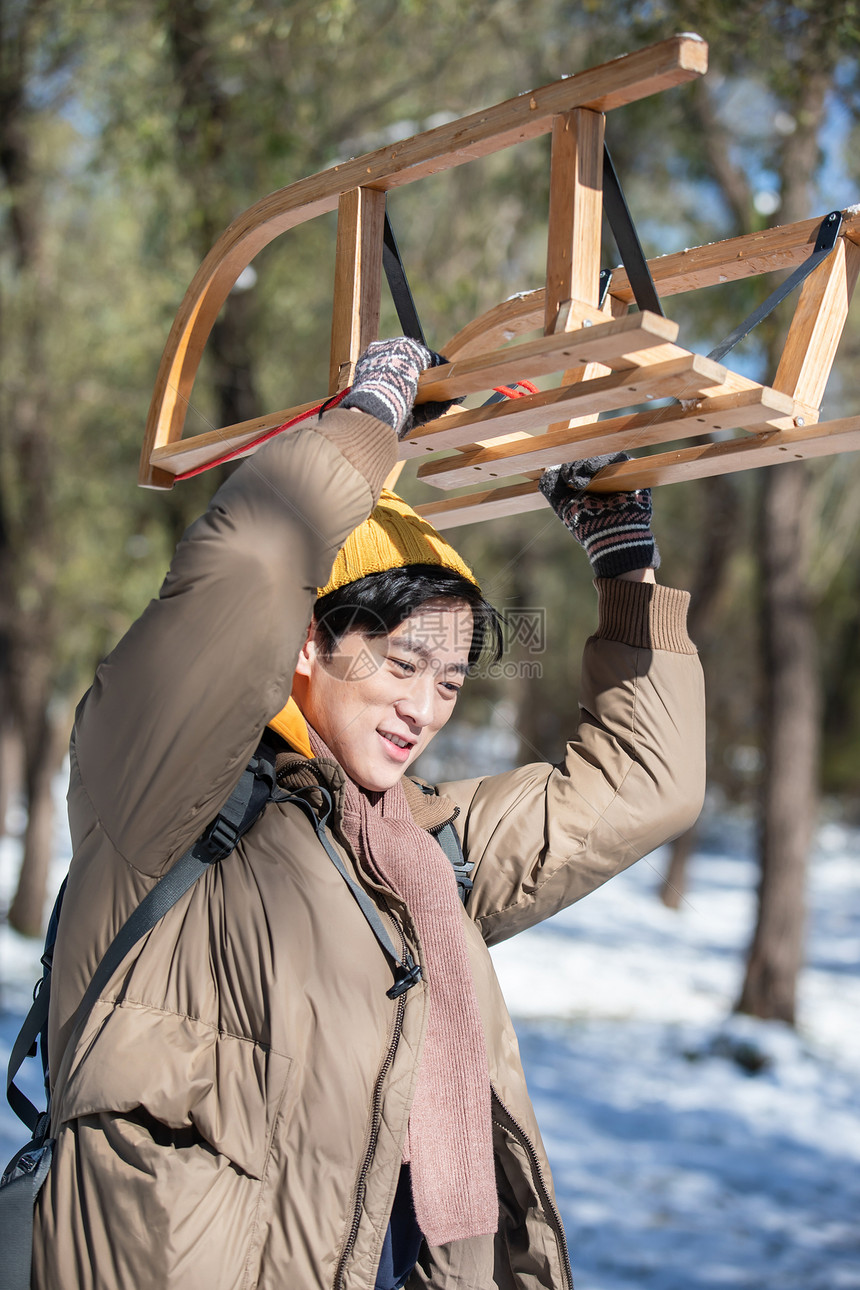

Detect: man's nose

[396,677,435,727]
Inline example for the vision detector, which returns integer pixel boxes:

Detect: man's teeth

[384,733,411,748]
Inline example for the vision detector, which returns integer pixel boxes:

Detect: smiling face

[292,598,474,792]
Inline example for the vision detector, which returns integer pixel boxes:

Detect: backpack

[1,740,469,1289]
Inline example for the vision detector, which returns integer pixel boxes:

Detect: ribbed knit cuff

[341,388,403,433]
[315,407,398,504]
[586,526,659,579]
[594,578,696,654]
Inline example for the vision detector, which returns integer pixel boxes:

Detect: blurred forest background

[2,0,859,1026]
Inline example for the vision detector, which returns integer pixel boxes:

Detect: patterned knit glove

[539,452,661,578]
[341,337,459,439]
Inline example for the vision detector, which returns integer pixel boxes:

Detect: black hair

[313,564,503,669]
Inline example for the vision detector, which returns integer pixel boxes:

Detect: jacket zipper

[333,957,408,1290]
[491,1088,575,1290]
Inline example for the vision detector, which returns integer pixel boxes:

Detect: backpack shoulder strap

[434,819,474,905]
[5,734,279,1136]
[409,778,474,905]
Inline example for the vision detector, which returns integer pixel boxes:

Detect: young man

[33,339,705,1289]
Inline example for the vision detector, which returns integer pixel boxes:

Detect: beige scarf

[308,728,497,1246]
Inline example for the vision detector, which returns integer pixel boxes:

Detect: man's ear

[293,618,319,681]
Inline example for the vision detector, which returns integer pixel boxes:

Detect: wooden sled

[139,33,860,529]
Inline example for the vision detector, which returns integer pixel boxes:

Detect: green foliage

[2,0,860,802]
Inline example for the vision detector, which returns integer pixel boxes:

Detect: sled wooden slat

[147,313,681,477]
[543,325,615,440]
[417,480,544,528]
[416,386,799,490]
[420,327,813,457]
[442,296,619,362]
[151,333,752,481]
[414,311,678,402]
[613,210,860,304]
[149,401,324,475]
[415,414,860,528]
[401,353,731,456]
[587,413,860,489]
[410,341,818,475]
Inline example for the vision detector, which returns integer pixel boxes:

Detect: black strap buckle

[387,957,423,1000]
[201,815,240,860]
[450,856,474,901]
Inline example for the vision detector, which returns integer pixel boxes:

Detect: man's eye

[390,657,415,674]
[441,681,462,695]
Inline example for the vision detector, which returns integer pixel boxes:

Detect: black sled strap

[602,144,665,318]
[382,208,427,346]
[707,210,842,362]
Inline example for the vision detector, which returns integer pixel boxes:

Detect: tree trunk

[657,70,753,911]
[659,472,740,907]
[8,705,64,936]
[660,827,696,911]
[0,715,22,839]
[0,495,18,839]
[736,49,832,1022]
[1,0,61,936]
[737,465,819,1021]
[158,0,262,545]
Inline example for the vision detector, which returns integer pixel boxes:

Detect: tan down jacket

[33,402,705,1290]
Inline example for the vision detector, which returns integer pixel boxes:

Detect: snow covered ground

[2,790,858,1289]
[491,811,860,1290]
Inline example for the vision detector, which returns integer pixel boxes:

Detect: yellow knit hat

[317,489,478,596]
[268,491,479,755]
